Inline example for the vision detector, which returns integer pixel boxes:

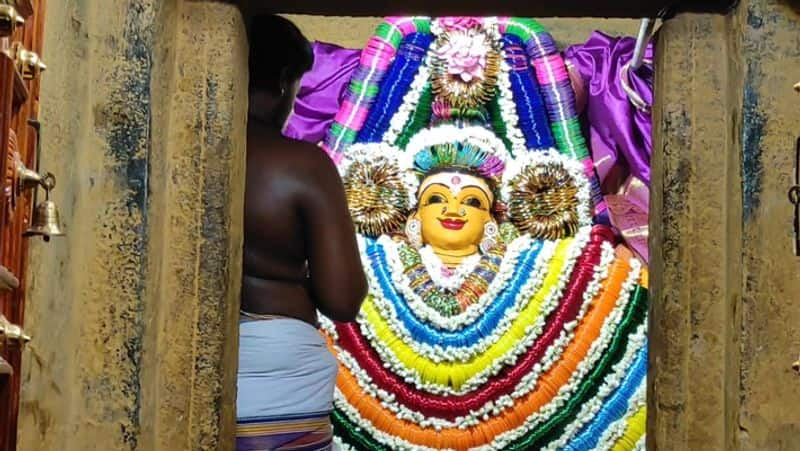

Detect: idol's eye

[463,196,485,209]
[426,194,446,205]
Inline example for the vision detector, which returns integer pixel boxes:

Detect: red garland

[334,226,613,420]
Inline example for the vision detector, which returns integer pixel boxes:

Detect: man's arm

[295,146,367,322]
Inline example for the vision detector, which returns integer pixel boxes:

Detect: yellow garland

[611,405,647,451]
[362,238,574,389]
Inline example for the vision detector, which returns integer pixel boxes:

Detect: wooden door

[0,1,47,450]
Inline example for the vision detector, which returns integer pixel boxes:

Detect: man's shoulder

[260,138,341,193]
[269,138,335,170]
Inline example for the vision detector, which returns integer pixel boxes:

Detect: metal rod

[631,18,656,71]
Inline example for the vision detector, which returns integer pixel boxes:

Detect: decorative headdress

[328,17,598,240]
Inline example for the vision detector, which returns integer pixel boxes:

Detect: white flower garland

[352,229,592,395]
[478,256,642,450]
[496,59,528,155]
[595,371,647,451]
[332,436,355,451]
[362,239,557,364]
[383,62,431,146]
[329,242,614,431]
[502,150,594,229]
[324,243,640,445]
[546,323,648,450]
[508,241,616,399]
[332,388,453,451]
[418,245,481,292]
[634,433,647,451]
[377,233,535,331]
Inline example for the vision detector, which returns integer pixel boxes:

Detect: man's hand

[0,265,19,292]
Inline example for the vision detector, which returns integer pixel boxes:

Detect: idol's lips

[439,218,467,230]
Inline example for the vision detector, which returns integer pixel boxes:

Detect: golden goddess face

[414,172,493,254]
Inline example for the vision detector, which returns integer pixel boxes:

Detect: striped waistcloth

[236,412,333,451]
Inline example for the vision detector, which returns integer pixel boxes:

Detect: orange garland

[328,255,633,449]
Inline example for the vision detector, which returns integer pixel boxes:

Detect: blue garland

[501,34,555,150]
[566,344,648,450]
[357,32,434,143]
[364,238,544,348]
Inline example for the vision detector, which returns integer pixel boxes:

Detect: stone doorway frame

[19,1,789,450]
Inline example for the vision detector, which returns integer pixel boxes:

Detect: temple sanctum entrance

[0,0,798,450]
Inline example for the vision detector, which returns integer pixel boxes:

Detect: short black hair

[247,14,314,94]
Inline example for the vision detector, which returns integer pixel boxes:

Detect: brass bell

[25,198,65,241]
[0,5,24,38]
[24,177,65,242]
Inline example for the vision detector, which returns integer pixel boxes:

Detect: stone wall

[18,1,246,450]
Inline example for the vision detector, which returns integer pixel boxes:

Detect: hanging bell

[24,196,65,242]
[0,5,24,38]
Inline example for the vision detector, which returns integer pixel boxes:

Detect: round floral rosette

[322,16,649,451]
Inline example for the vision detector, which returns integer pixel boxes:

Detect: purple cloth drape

[565,32,653,262]
[564,31,653,188]
[283,42,361,144]
[283,34,655,262]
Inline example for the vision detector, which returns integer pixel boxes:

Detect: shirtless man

[236,14,366,451]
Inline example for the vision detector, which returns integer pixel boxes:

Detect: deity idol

[319,16,648,450]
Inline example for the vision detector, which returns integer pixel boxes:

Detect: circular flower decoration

[503,152,593,240]
[430,27,501,109]
[339,143,417,237]
[437,17,483,32]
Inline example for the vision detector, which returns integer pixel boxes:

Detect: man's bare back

[241,120,366,326]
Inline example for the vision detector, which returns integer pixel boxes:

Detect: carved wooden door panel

[0,1,47,450]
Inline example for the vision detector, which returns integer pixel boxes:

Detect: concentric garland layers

[319,15,649,450]
[321,228,649,449]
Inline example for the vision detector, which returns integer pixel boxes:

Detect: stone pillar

[16,1,246,450]
[649,11,744,450]
[734,0,800,449]
[650,1,800,449]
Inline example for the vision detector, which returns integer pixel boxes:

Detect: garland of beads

[324,17,431,161]
[326,257,646,449]
[397,241,506,316]
[497,17,607,219]
[327,241,615,431]
[357,32,434,143]
[501,33,555,151]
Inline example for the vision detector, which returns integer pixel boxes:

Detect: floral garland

[594,377,647,451]
[417,245,481,292]
[495,58,528,155]
[384,63,431,145]
[358,32,435,143]
[500,33,555,151]
[328,240,616,429]
[546,324,648,450]
[362,240,553,362]
[336,230,608,395]
[323,252,646,449]
[376,233,538,332]
[396,240,506,316]
[479,259,642,450]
